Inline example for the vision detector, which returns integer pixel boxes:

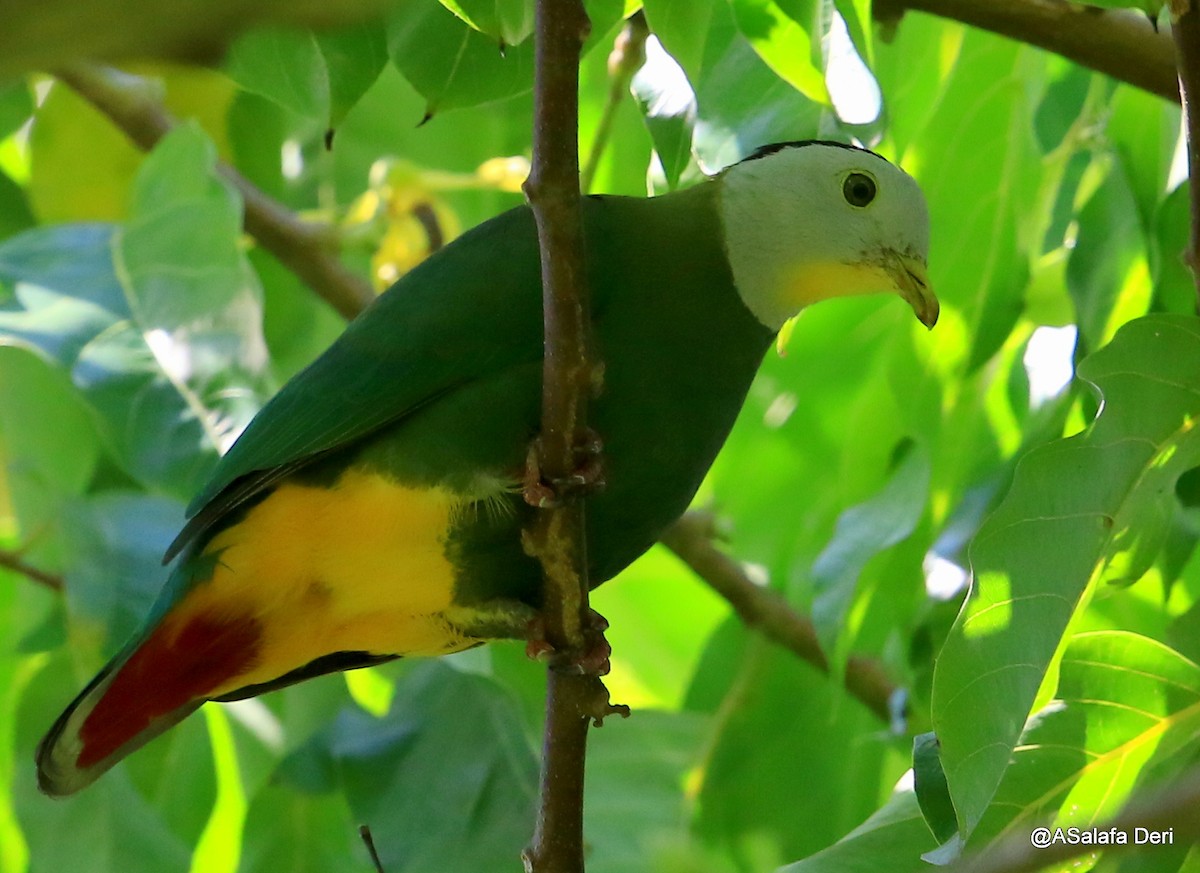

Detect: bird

[37,140,936,796]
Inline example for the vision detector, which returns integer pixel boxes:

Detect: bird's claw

[524,609,613,677]
[523,429,606,508]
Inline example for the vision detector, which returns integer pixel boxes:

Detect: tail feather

[36,611,262,797]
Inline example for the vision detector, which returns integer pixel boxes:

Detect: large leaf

[727,0,828,104]
[932,314,1200,838]
[224,29,332,123]
[877,26,1043,370]
[386,2,535,121]
[643,0,823,170]
[329,663,537,872]
[439,0,535,47]
[969,631,1200,850]
[776,788,935,873]
[810,442,930,654]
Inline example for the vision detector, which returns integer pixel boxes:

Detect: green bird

[37,140,936,796]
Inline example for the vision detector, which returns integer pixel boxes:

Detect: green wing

[166,204,545,561]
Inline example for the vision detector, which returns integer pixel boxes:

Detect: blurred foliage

[0,1,1197,872]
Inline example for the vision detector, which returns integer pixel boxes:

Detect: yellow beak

[885,253,938,329]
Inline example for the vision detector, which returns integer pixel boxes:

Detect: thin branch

[659,512,897,725]
[948,766,1200,873]
[0,548,63,592]
[1172,0,1200,310]
[520,2,621,873]
[580,12,649,194]
[873,0,1179,104]
[358,825,386,873]
[53,63,374,320]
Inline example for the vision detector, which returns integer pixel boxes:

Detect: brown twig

[519,2,628,871]
[358,825,386,873]
[948,766,1200,873]
[873,0,1179,103]
[659,512,897,725]
[580,12,649,194]
[0,548,63,592]
[1172,0,1200,309]
[53,63,374,320]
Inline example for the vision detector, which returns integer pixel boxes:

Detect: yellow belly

[170,468,476,697]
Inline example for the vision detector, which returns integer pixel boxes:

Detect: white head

[718,141,936,332]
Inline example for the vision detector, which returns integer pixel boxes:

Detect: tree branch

[53,63,374,320]
[873,0,1179,104]
[0,549,63,592]
[659,512,897,725]
[580,12,649,194]
[1172,0,1200,309]
[520,3,627,872]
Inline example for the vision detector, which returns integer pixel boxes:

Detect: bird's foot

[522,429,606,509]
[525,609,613,676]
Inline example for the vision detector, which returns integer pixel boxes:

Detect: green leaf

[584,711,709,872]
[810,441,930,653]
[61,492,184,648]
[777,788,936,872]
[110,122,268,493]
[630,39,697,189]
[644,0,822,170]
[1067,155,1147,355]
[0,346,99,570]
[593,545,730,710]
[224,29,332,123]
[886,28,1042,370]
[832,0,873,65]
[0,170,36,242]
[238,785,365,873]
[912,732,956,845]
[692,625,907,866]
[331,663,537,871]
[932,314,1200,837]
[315,22,390,129]
[969,631,1200,851]
[0,80,34,141]
[386,2,534,120]
[439,0,535,47]
[728,0,828,104]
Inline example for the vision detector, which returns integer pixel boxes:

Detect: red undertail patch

[78,611,262,768]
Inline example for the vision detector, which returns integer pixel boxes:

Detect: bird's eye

[843,172,876,207]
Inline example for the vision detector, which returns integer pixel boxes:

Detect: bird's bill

[884,252,938,329]
[777,254,938,330]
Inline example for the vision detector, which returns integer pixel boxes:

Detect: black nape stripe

[739,139,889,165]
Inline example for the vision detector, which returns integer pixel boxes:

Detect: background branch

[1172,0,1200,309]
[580,12,648,194]
[54,63,374,320]
[874,0,1179,103]
[0,549,63,592]
[660,512,897,725]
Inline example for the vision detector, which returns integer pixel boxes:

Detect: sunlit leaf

[224,29,332,123]
[439,0,535,47]
[967,631,1200,852]
[933,314,1200,838]
[728,0,828,104]
[386,2,534,120]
